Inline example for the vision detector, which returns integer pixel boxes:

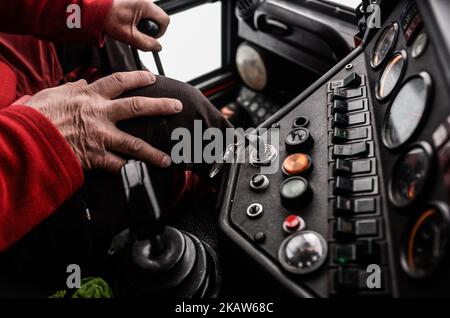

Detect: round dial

[371,23,399,69]
[382,72,433,150]
[389,143,433,208]
[376,51,407,101]
[236,42,268,91]
[278,231,328,275]
[401,203,450,279]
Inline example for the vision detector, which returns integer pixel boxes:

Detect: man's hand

[104,0,170,52]
[25,71,182,172]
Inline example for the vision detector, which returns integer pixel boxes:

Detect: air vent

[236,0,260,29]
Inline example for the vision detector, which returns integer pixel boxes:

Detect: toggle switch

[335,218,379,239]
[342,72,362,88]
[332,88,348,101]
[335,158,372,176]
[335,176,374,195]
[335,197,377,215]
[333,142,369,159]
[333,127,369,144]
[334,240,381,265]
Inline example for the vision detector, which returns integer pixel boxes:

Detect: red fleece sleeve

[0,0,113,45]
[0,105,84,252]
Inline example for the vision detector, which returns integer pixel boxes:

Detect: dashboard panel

[219,0,450,297]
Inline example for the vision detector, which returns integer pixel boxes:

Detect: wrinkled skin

[104,0,170,52]
[26,71,183,172]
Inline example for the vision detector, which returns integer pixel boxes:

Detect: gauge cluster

[364,0,450,297]
[219,0,450,298]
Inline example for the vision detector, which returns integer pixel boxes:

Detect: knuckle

[111,72,126,88]
[129,97,143,115]
[127,138,144,154]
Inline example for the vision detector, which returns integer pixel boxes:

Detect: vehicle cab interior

[2,0,450,298]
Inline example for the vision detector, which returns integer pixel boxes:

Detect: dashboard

[219,0,450,297]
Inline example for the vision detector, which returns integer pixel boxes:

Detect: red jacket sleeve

[0,0,113,45]
[0,105,84,252]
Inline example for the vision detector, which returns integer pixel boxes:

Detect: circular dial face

[383,73,433,149]
[236,43,268,91]
[376,51,407,100]
[278,231,328,275]
[401,204,450,279]
[371,23,399,69]
[389,143,433,207]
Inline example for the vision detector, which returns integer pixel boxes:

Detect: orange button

[283,153,312,176]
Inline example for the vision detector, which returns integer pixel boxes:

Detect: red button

[283,215,305,233]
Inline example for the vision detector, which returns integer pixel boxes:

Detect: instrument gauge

[371,23,399,69]
[376,51,407,101]
[401,203,450,279]
[389,142,434,208]
[236,42,268,91]
[382,72,433,150]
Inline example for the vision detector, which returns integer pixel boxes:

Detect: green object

[50,277,114,298]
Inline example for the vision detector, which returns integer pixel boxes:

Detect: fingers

[130,26,163,52]
[95,151,127,173]
[107,96,182,122]
[105,128,172,168]
[89,71,156,99]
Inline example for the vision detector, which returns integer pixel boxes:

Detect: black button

[285,128,314,153]
[333,128,349,143]
[332,100,348,114]
[342,72,362,88]
[335,177,374,195]
[335,197,377,215]
[254,232,266,244]
[335,159,372,176]
[335,218,379,238]
[332,88,347,101]
[333,142,369,158]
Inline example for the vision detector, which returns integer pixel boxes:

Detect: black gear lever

[133,19,165,75]
[117,161,221,298]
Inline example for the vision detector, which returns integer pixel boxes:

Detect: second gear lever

[117,161,220,298]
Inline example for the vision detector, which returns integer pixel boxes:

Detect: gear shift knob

[137,19,160,38]
[121,160,164,253]
[118,161,221,298]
